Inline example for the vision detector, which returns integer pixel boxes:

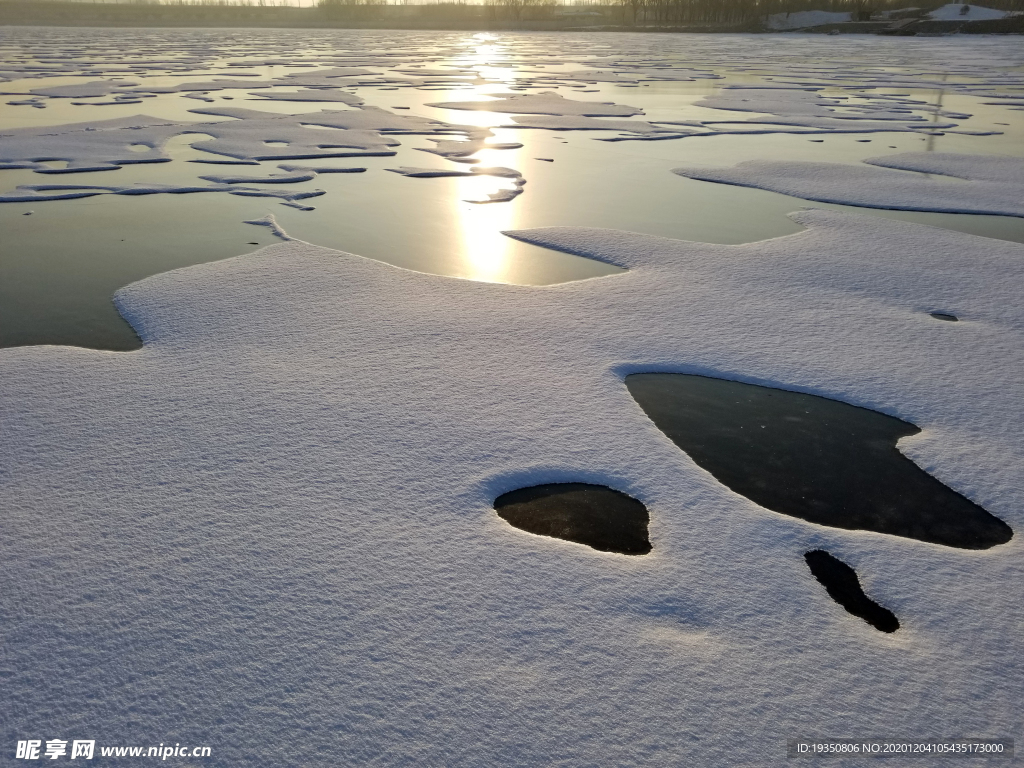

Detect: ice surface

[184,115,397,162]
[243,213,294,240]
[28,80,139,98]
[387,165,523,180]
[129,79,275,95]
[248,89,366,106]
[494,483,653,555]
[276,163,366,174]
[526,69,641,84]
[427,91,644,117]
[672,154,1024,217]
[198,170,318,184]
[416,137,523,158]
[625,373,1012,548]
[694,87,947,134]
[510,115,686,134]
[865,152,1024,185]
[190,105,458,134]
[0,181,325,203]
[3,211,1023,764]
[0,115,182,172]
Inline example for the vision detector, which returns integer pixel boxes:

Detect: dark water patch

[805,550,899,633]
[930,311,959,322]
[494,483,652,555]
[625,374,1012,549]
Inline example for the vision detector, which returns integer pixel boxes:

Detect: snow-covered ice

[672,153,1024,217]
[427,91,645,117]
[2,28,1024,765]
[2,210,1022,764]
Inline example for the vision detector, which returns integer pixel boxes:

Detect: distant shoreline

[2,2,1021,34]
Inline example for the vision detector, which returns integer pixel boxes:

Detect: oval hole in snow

[494,483,652,555]
[929,311,959,322]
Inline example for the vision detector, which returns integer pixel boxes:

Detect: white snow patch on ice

[427,91,644,118]
[672,154,1024,218]
[243,213,293,240]
[510,115,688,134]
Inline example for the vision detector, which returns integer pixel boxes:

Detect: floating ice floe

[0,181,325,203]
[190,105,461,135]
[694,86,957,133]
[0,115,182,173]
[509,115,688,134]
[28,80,140,98]
[672,153,1024,218]
[243,213,294,240]
[184,117,397,162]
[387,164,526,203]
[415,137,523,158]
[246,89,365,106]
[276,163,366,174]
[124,79,276,95]
[386,165,522,179]
[2,210,1021,764]
[198,170,319,185]
[524,69,641,85]
[427,91,644,117]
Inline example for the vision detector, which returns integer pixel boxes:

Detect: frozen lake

[2,28,1023,767]
[2,28,1023,348]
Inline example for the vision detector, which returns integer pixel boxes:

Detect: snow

[427,91,645,118]
[526,69,641,84]
[416,137,523,158]
[0,115,181,172]
[865,152,1024,185]
[671,154,1024,218]
[692,87,955,134]
[0,181,325,203]
[2,210,1022,764]
[928,3,1011,20]
[248,89,366,105]
[765,10,852,30]
[510,115,686,134]
[198,169,319,184]
[387,165,523,179]
[29,80,139,99]
[189,105,461,135]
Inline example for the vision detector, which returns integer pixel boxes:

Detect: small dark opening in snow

[805,550,899,633]
[494,483,652,555]
[625,373,1012,549]
[930,312,959,322]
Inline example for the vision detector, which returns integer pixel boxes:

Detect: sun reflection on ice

[455,34,516,89]
[453,143,523,283]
